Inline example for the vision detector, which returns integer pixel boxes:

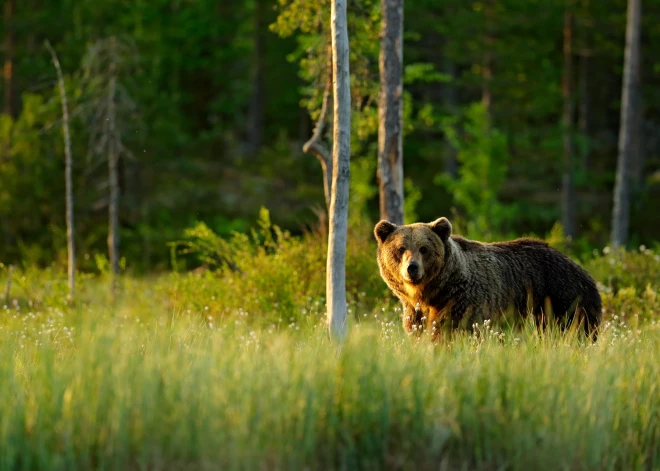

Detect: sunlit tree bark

[377,0,404,225]
[326,0,351,342]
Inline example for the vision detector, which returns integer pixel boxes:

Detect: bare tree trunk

[247,0,265,157]
[561,9,576,239]
[108,108,120,278]
[82,36,138,285]
[631,84,644,187]
[45,40,75,300]
[327,0,351,343]
[578,50,590,171]
[302,45,333,211]
[611,0,641,248]
[107,39,121,279]
[377,0,404,225]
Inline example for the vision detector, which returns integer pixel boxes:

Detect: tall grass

[0,302,658,470]
[1,216,659,469]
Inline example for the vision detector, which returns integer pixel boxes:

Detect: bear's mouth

[404,274,423,285]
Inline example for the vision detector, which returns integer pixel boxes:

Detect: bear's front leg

[401,301,424,336]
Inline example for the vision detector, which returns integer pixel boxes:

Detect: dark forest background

[1,0,659,272]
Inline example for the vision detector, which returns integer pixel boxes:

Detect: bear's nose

[407,262,419,276]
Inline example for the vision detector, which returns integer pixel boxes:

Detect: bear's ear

[429,217,452,242]
[374,220,397,244]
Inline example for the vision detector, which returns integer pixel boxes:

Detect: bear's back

[451,235,549,252]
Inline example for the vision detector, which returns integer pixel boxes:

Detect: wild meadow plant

[0,228,659,470]
[0,283,658,471]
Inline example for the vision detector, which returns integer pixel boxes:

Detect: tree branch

[302,45,333,210]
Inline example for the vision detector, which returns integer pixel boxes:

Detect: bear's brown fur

[374,217,602,340]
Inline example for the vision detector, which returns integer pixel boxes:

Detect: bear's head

[373,217,453,287]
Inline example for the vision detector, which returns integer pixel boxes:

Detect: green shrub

[584,245,660,294]
[599,284,659,326]
[4,210,659,331]
[435,102,519,240]
[162,208,394,327]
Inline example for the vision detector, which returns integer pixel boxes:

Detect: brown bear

[374,217,602,340]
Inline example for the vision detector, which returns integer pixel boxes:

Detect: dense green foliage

[0,0,660,471]
[2,0,660,272]
[2,2,659,467]
[3,208,660,328]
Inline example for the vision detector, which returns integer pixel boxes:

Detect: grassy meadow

[1,218,659,470]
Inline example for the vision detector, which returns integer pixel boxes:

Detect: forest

[1,1,660,469]
[1,0,659,272]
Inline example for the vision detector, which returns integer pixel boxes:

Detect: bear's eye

[397,246,406,255]
[420,246,429,255]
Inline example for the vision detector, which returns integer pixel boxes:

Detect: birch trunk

[326,0,351,342]
[46,40,75,300]
[377,0,404,225]
[611,0,641,248]
[561,9,576,239]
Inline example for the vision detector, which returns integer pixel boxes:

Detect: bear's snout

[403,260,424,283]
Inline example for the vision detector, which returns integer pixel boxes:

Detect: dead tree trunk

[561,9,576,240]
[107,38,120,278]
[377,0,404,225]
[611,0,641,248]
[327,0,351,343]
[45,40,75,300]
[107,80,120,279]
[82,36,139,285]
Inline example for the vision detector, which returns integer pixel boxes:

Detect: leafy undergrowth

[1,216,659,470]
[585,244,660,293]
[3,211,660,329]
